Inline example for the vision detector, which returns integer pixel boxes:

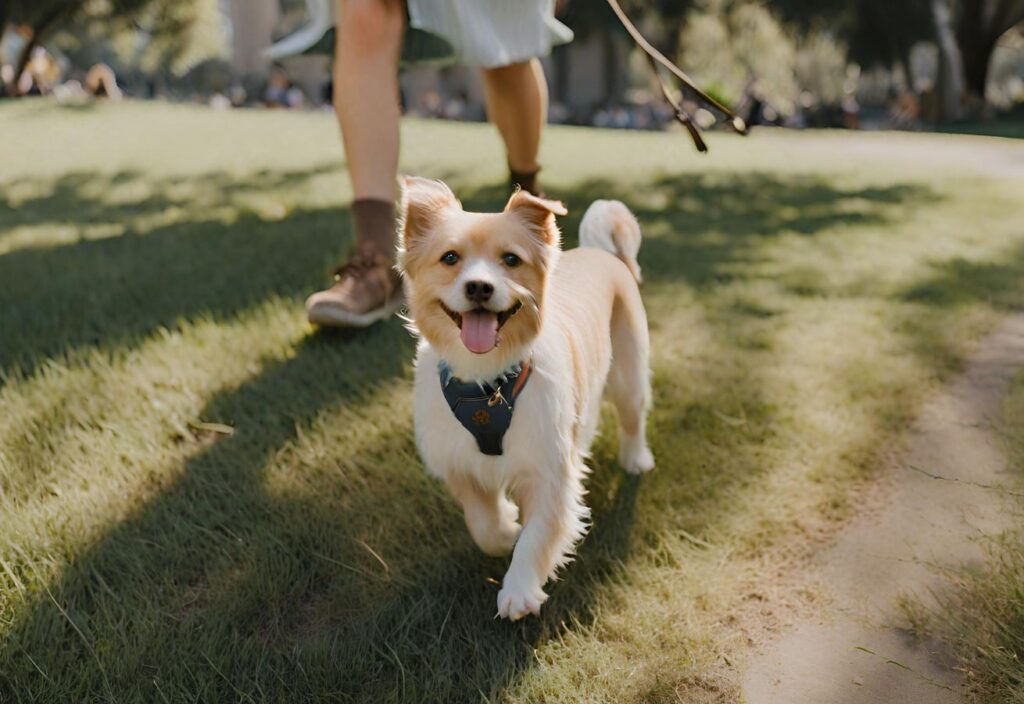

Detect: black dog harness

[438,359,533,456]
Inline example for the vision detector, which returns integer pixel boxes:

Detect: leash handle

[605,0,748,152]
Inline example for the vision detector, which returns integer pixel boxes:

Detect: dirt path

[742,313,1024,704]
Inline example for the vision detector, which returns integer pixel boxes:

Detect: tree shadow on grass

[0,168,344,382]
[896,243,1024,376]
[0,312,643,701]
[0,166,340,232]
[0,170,950,702]
[461,172,939,289]
[902,251,1024,311]
[0,169,936,384]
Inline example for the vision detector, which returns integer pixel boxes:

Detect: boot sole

[307,296,405,328]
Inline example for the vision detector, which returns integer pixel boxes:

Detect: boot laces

[331,245,385,280]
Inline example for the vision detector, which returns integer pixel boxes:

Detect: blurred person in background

[302,0,572,328]
[84,63,122,100]
[264,64,297,107]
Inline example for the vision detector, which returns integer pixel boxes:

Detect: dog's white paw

[620,445,655,475]
[496,581,548,621]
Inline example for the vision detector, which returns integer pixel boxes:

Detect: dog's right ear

[399,176,458,249]
[504,188,567,246]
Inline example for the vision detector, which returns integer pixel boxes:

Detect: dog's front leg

[497,468,589,620]
[446,474,521,557]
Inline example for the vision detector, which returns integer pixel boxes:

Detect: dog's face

[398,177,565,366]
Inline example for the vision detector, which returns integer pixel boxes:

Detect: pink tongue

[460,310,499,354]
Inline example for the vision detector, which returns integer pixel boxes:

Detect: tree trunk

[959,34,997,100]
[13,32,40,94]
[957,0,992,101]
[956,0,1024,102]
[931,0,966,121]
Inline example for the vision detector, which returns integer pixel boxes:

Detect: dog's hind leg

[607,293,655,474]
[497,467,589,620]
[447,475,521,557]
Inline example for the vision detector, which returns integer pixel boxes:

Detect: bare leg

[481,59,548,188]
[447,475,521,557]
[305,0,404,327]
[497,469,589,620]
[334,0,404,201]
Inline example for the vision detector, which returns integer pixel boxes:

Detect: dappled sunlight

[0,205,347,379]
[1,315,416,698]
[0,221,128,256]
[0,301,310,544]
[0,164,346,257]
[2,105,1024,701]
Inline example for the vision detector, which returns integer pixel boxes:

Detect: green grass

[1,99,1024,703]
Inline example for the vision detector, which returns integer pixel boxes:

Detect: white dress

[407,0,574,67]
[265,0,573,68]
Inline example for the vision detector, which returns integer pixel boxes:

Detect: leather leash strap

[605,0,749,153]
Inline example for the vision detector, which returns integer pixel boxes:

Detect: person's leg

[306,0,404,327]
[336,0,403,204]
[481,58,548,196]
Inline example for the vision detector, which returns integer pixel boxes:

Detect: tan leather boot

[305,243,404,327]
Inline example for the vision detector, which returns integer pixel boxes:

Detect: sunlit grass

[1,99,1023,702]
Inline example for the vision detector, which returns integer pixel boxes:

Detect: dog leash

[605,0,748,153]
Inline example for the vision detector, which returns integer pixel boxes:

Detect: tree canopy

[1,0,223,94]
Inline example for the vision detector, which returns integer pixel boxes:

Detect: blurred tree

[846,1,932,86]
[4,0,83,88]
[562,0,693,55]
[105,0,224,77]
[557,0,694,103]
[2,0,222,95]
[772,0,930,82]
[773,0,1024,115]
[956,0,1024,101]
[681,0,799,111]
[932,0,966,120]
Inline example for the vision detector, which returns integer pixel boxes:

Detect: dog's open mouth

[440,300,522,354]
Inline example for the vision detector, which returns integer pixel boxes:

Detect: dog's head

[397,176,565,371]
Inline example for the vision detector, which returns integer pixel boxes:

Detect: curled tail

[578,200,643,283]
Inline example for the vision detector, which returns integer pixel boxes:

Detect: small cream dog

[398,177,654,620]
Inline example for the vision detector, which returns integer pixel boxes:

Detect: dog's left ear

[399,176,459,249]
[504,189,567,246]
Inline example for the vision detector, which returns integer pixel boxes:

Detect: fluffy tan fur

[398,177,654,620]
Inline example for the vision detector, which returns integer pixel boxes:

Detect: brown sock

[351,198,396,258]
[509,166,543,197]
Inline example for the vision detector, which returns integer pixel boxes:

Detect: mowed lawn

[1,99,1023,703]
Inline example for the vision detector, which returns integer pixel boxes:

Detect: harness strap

[439,359,533,456]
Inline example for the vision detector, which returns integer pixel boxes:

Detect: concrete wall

[225,0,279,79]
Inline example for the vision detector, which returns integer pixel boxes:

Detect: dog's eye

[501,252,522,268]
[440,251,460,266]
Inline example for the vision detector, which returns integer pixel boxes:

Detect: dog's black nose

[465,280,494,303]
